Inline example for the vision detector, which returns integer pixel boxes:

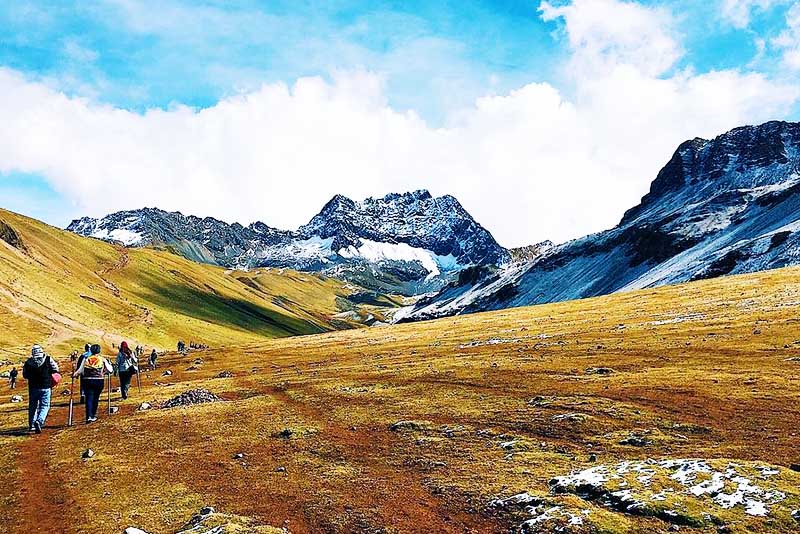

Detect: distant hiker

[9,367,18,389]
[22,345,60,433]
[76,344,91,404]
[70,350,78,362]
[149,349,158,370]
[116,341,138,400]
[72,344,112,423]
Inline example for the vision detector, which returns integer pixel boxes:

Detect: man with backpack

[9,367,18,389]
[22,345,59,433]
[149,348,158,370]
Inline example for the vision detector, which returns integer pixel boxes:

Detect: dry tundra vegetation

[1,208,800,533]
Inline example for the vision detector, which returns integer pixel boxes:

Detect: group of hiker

[177,340,208,353]
[11,340,162,433]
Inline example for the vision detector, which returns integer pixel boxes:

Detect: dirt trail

[10,395,73,533]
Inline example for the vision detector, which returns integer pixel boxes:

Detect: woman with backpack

[72,344,112,423]
[116,341,138,400]
[22,345,60,433]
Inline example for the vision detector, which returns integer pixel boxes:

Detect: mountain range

[68,190,508,295]
[68,120,800,321]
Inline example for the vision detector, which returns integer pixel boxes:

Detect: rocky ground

[1,266,800,533]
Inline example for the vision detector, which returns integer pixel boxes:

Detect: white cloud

[0,0,797,248]
[720,0,784,29]
[772,2,800,69]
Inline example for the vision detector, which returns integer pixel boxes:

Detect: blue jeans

[84,379,104,420]
[28,388,51,428]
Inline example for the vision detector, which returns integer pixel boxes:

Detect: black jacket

[22,356,59,389]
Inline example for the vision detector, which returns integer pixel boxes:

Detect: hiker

[149,349,158,370]
[72,344,112,423]
[116,341,138,400]
[22,345,59,433]
[9,367,18,389]
[76,344,91,404]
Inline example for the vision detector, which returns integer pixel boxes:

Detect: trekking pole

[68,364,75,427]
[136,365,142,395]
[107,373,112,415]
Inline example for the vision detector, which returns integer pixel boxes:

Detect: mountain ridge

[67,189,509,295]
[402,120,800,320]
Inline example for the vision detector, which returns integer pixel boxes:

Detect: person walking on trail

[149,349,158,370]
[22,345,59,434]
[9,367,18,389]
[72,344,112,423]
[76,344,91,404]
[116,341,138,400]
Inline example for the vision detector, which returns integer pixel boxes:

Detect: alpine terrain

[68,190,508,295]
[404,120,800,320]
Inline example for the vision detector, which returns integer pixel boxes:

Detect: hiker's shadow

[0,428,31,437]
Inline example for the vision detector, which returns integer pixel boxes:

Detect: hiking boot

[29,427,35,433]
[33,421,42,434]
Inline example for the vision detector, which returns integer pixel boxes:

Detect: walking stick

[136,365,142,395]
[107,373,112,415]
[67,363,75,427]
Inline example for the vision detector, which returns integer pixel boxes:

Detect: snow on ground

[550,459,794,522]
[338,239,459,278]
[90,228,144,246]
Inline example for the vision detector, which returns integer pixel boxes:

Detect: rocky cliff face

[402,121,800,320]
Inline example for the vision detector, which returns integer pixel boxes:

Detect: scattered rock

[215,370,234,378]
[82,449,95,459]
[589,453,598,462]
[277,428,293,439]
[161,389,221,409]
[275,466,287,473]
[619,434,652,447]
[137,402,152,411]
[790,464,800,473]
[551,413,591,424]
[585,367,615,375]
[233,453,245,460]
[10,395,22,403]
[123,528,149,534]
[162,370,172,376]
[110,406,119,414]
[389,420,422,432]
[792,509,800,521]
[175,507,284,534]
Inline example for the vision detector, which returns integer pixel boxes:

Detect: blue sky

[1,0,800,245]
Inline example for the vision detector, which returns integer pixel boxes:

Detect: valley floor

[2,267,800,533]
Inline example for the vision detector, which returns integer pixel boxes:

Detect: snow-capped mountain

[67,190,508,294]
[402,120,800,320]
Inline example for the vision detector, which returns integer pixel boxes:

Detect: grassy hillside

[1,263,799,533]
[0,208,394,360]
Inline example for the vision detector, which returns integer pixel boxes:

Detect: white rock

[10,395,23,403]
[124,528,149,534]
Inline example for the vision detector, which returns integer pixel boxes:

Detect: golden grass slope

[0,208,391,360]
[2,262,800,533]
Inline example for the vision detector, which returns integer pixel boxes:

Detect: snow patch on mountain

[338,240,458,279]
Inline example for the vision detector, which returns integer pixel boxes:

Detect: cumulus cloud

[772,2,800,69]
[0,0,797,247]
[720,0,784,29]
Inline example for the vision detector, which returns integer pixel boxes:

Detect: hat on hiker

[90,344,101,355]
[31,345,45,358]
